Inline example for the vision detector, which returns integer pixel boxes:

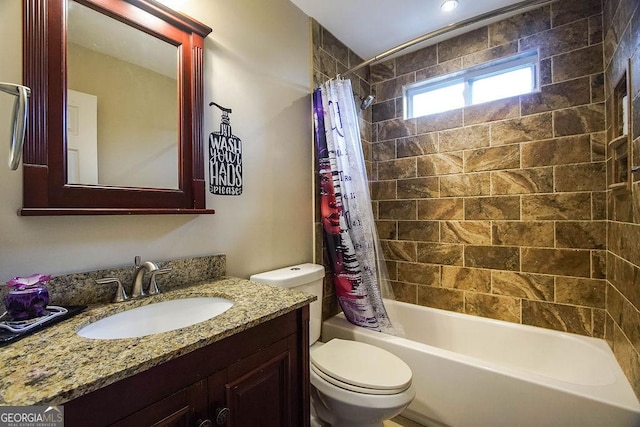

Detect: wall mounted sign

[208,102,242,195]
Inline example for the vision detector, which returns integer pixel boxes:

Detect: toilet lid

[310,339,412,393]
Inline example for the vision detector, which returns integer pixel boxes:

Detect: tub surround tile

[491,169,554,195]
[416,109,463,133]
[0,276,314,406]
[396,45,437,75]
[554,162,607,192]
[556,277,606,308]
[489,113,554,145]
[464,246,519,271]
[523,300,592,335]
[553,103,606,136]
[492,221,554,247]
[521,135,592,167]
[398,262,440,286]
[439,125,490,152]
[491,271,555,301]
[398,220,440,242]
[390,281,418,304]
[397,134,438,158]
[379,200,417,220]
[376,220,398,240]
[488,6,551,46]
[440,221,492,245]
[417,243,464,266]
[438,27,489,62]
[417,286,464,313]
[463,145,520,172]
[521,248,592,277]
[465,293,520,323]
[397,177,439,199]
[519,19,589,59]
[382,240,418,262]
[552,44,604,82]
[378,158,417,180]
[415,59,463,81]
[417,152,464,176]
[555,221,606,249]
[522,193,592,220]
[551,0,603,28]
[418,198,464,220]
[520,78,592,116]
[464,196,520,220]
[442,266,491,292]
[463,98,519,125]
[462,42,518,68]
[440,173,491,197]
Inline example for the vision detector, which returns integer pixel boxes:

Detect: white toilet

[250,263,415,427]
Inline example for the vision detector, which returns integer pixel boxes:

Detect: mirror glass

[66,0,179,189]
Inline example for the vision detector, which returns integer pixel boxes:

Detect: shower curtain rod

[339,0,555,78]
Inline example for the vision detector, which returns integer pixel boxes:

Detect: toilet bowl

[250,264,415,427]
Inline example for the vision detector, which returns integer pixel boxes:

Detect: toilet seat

[310,339,412,395]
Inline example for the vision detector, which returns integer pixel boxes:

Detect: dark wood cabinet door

[112,380,207,427]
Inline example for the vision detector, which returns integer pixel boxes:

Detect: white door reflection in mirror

[67,89,98,185]
[66,0,179,190]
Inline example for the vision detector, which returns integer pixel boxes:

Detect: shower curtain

[313,78,395,334]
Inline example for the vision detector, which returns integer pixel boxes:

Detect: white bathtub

[321,299,640,427]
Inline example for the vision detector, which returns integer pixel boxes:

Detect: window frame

[403,49,540,119]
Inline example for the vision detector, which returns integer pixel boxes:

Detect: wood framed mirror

[21,0,214,215]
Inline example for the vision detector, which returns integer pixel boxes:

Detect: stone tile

[379,200,417,220]
[556,277,606,308]
[371,99,396,122]
[463,97,519,125]
[465,245,520,271]
[591,132,606,161]
[370,60,395,84]
[492,271,555,301]
[490,113,554,145]
[397,134,438,158]
[381,240,417,262]
[522,193,592,220]
[415,59,463,81]
[374,74,414,102]
[416,152,463,176]
[466,293,521,323]
[378,158,416,181]
[462,42,518,68]
[440,173,491,197]
[416,109,463,133]
[320,28,350,67]
[591,73,605,103]
[372,181,396,200]
[522,300,592,335]
[389,281,417,304]
[554,162,606,192]
[521,78,592,116]
[552,44,604,82]
[540,58,552,85]
[397,262,440,286]
[397,177,439,199]
[520,19,590,59]
[521,135,592,167]
[591,250,606,280]
[551,0,603,28]
[464,145,520,172]
[376,220,397,240]
[491,169,554,195]
[488,6,551,46]
[438,27,489,62]
[553,103,606,136]
[442,266,491,292]
[492,221,555,247]
[398,221,439,242]
[556,221,606,249]
[418,198,464,220]
[417,286,464,313]
[440,221,492,245]
[464,196,520,220]
[377,118,416,141]
[372,140,396,161]
[396,45,437,75]
[521,248,592,277]
[438,125,490,152]
[417,243,464,265]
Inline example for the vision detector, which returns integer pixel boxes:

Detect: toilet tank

[250,263,325,345]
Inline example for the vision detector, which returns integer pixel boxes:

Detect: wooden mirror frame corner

[21,0,214,215]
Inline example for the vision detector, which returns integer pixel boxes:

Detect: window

[404,50,539,119]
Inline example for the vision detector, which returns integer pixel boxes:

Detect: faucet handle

[96,277,128,303]
[148,268,172,295]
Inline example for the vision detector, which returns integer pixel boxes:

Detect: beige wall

[0,0,313,279]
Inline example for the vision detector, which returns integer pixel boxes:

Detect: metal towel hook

[0,82,31,170]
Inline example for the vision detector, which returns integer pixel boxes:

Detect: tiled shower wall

[311,0,640,397]
[603,0,640,397]
[370,0,607,335]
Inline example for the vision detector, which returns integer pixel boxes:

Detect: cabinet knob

[215,407,230,425]
[196,419,213,427]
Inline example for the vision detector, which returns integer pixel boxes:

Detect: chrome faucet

[131,256,159,298]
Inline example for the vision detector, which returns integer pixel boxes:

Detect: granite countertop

[0,277,315,406]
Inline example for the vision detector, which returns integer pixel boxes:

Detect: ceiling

[289,0,544,63]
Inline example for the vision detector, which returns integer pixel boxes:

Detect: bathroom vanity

[0,276,314,427]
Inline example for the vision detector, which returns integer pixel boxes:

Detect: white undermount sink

[77,297,233,339]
